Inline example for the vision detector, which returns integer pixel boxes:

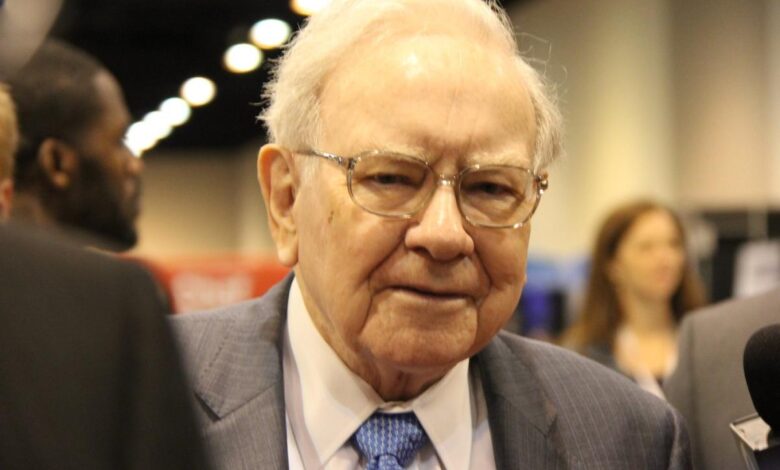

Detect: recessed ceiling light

[250,19,292,49]
[143,111,173,140]
[180,76,216,107]
[159,97,192,126]
[125,121,159,156]
[224,43,263,74]
[290,0,331,16]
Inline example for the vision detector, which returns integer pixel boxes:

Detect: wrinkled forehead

[319,36,536,166]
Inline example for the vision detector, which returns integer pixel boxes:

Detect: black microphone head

[744,323,780,430]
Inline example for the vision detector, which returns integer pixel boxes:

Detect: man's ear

[37,138,79,189]
[258,144,299,267]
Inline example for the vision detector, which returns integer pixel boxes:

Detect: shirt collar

[287,278,474,470]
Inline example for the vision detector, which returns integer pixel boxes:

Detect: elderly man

[0,84,17,219]
[8,40,142,250]
[172,1,691,468]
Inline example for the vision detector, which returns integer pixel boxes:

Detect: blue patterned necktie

[352,412,430,470]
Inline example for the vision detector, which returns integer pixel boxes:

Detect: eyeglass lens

[348,153,537,226]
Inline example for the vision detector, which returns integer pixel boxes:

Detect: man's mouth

[390,285,469,301]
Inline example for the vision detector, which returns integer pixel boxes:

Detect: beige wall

[511,0,777,257]
[671,0,769,209]
[511,0,676,257]
[131,144,276,258]
[769,0,780,203]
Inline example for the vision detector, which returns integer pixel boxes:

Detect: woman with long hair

[561,200,707,397]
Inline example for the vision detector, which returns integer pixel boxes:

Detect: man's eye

[474,183,508,195]
[465,181,514,197]
[369,173,416,186]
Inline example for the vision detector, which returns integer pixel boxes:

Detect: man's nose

[404,185,475,261]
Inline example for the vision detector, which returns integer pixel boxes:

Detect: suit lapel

[476,334,574,470]
[186,280,575,469]
[194,278,293,469]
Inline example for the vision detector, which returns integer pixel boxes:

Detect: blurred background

[46,0,780,332]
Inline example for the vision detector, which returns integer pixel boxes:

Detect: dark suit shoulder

[492,332,635,387]
[1,224,165,325]
[482,332,690,469]
[684,288,780,330]
[169,280,288,367]
[168,280,291,469]
[0,224,209,470]
[494,332,668,409]
[169,278,291,419]
[1,223,149,286]
[665,289,780,470]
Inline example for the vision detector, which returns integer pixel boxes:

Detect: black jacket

[0,223,211,470]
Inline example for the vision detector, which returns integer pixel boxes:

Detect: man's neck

[10,193,124,252]
[317,320,455,401]
[10,192,55,227]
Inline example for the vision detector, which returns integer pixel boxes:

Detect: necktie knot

[352,412,429,470]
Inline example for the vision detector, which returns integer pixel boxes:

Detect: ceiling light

[180,76,216,107]
[143,111,173,140]
[224,43,263,74]
[159,97,192,126]
[250,19,292,49]
[290,0,331,16]
[125,138,145,158]
[125,121,159,156]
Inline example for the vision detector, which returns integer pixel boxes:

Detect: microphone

[731,324,780,469]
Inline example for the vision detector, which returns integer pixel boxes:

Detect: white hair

[260,0,563,172]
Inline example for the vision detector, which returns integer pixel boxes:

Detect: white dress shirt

[283,278,496,470]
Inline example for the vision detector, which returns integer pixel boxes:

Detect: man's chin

[54,223,138,252]
[87,219,138,252]
[105,225,138,251]
[366,332,474,373]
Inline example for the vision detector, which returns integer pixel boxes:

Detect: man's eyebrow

[353,143,531,167]
[356,142,427,158]
[461,151,532,167]
[363,135,415,152]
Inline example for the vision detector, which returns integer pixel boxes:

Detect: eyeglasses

[296,149,548,229]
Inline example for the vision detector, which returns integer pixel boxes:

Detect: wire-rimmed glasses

[296,149,548,229]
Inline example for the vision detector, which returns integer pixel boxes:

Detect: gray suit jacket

[664,288,780,470]
[171,277,691,469]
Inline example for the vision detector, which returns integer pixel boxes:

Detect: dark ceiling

[53,0,521,152]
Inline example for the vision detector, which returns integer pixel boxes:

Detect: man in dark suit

[0,223,211,469]
[665,289,780,470]
[171,0,691,468]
